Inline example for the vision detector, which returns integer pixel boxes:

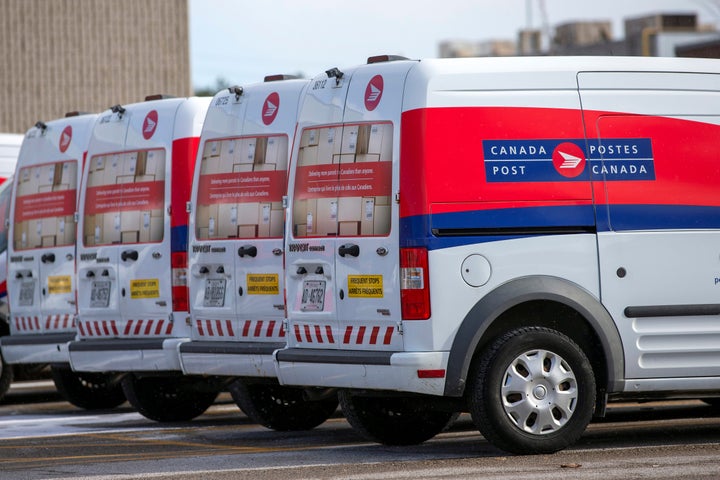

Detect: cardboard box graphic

[299,146,319,166]
[368,124,384,154]
[339,221,360,236]
[373,205,391,235]
[338,197,362,222]
[341,125,359,154]
[316,198,337,236]
[232,163,253,173]
[334,154,356,164]
[355,154,380,163]
[301,129,319,148]
[269,207,283,237]
[318,127,341,164]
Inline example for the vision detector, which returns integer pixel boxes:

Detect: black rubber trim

[179,341,284,355]
[624,304,720,318]
[68,338,166,352]
[432,226,596,237]
[0,332,76,346]
[276,348,394,366]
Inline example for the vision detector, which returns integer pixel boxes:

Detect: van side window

[13,161,78,250]
[83,149,165,246]
[195,135,288,240]
[292,122,392,237]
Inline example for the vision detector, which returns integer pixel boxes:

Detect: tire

[339,390,456,446]
[0,349,14,402]
[121,374,219,422]
[50,365,126,410]
[229,380,338,431]
[468,326,596,455]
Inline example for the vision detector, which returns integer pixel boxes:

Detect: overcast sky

[189,0,720,89]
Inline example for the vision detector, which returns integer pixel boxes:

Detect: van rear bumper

[68,337,188,372]
[178,341,284,377]
[275,348,449,396]
[0,332,75,364]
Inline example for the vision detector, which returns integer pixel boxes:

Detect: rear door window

[292,122,393,238]
[83,149,166,246]
[195,135,288,240]
[13,161,77,250]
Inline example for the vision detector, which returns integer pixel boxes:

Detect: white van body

[68,96,221,422]
[179,79,308,377]
[70,97,209,373]
[275,56,720,453]
[2,115,96,365]
[0,133,22,183]
[178,78,339,431]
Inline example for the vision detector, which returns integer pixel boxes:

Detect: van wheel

[339,390,456,445]
[121,374,219,422]
[50,365,125,410]
[229,380,338,431]
[0,351,14,402]
[468,326,595,454]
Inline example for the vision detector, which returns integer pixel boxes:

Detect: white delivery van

[0,133,19,400]
[0,133,22,182]
[0,176,15,400]
[1,114,126,409]
[276,55,720,454]
[178,76,338,430]
[69,95,219,422]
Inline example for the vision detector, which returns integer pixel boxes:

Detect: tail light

[400,247,430,320]
[171,251,188,312]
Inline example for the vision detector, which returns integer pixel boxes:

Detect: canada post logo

[483,138,655,182]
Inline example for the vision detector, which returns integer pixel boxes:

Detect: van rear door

[116,102,177,324]
[77,109,131,329]
[331,62,410,350]
[286,69,352,343]
[10,116,95,335]
[286,59,412,351]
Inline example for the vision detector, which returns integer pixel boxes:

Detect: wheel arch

[444,275,625,397]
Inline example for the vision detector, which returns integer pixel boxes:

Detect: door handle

[121,250,139,261]
[238,245,257,258]
[41,253,55,264]
[338,244,360,257]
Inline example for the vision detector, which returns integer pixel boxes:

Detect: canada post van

[0,135,24,400]
[178,77,338,430]
[0,177,15,400]
[276,56,720,454]
[1,114,125,409]
[69,96,219,422]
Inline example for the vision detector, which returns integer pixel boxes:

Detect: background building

[441,11,720,60]
[0,0,190,133]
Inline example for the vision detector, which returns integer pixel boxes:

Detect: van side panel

[399,106,595,251]
[580,72,720,385]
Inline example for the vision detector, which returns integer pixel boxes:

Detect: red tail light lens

[400,247,430,320]
[171,251,188,312]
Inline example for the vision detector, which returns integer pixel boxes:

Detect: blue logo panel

[483,138,655,182]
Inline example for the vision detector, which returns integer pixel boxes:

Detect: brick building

[0,0,190,133]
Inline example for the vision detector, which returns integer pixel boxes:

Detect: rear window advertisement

[195,135,288,240]
[13,161,78,250]
[83,149,166,246]
[292,123,392,238]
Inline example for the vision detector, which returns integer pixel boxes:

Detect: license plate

[90,280,111,308]
[301,280,325,312]
[19,280,35,307]
[204,278,226,307]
